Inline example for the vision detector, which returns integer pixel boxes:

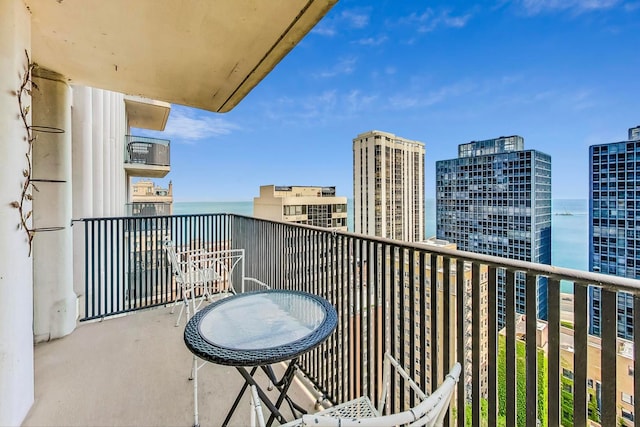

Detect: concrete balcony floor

[23,304,316,427]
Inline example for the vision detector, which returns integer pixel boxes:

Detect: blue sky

[136,0,640,202]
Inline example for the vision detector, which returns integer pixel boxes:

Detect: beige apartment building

[254,185,347,230]
[559,330,635,426]
[507,315,634,426]
[420,238,489,403]
[353,130,425,242]
[130,180,173,216]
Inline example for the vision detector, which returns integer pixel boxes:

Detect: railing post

[547,279,560,427]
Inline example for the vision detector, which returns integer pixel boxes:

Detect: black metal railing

[81,213,640,427]
[80,214,230,319]
[124,135,170,166]
[125,202,172,217]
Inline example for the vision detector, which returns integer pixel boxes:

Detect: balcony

[124,135,171,178]
[22,303,316,426]
[31,214,640,426]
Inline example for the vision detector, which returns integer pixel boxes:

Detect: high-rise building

[353,130,425,242]
[588,126,640,339]
[436,136,552,328]
[254,185,348,230]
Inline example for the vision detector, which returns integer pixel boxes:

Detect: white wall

[0,0,34,424]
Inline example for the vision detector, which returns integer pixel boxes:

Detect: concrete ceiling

[26,0,337,113]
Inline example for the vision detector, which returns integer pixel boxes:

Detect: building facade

[130,180,174,216]
[353,130,425,242]
[435,136,552,328]
[420,238,489,403]
[588,126,640,340]
[254,185,347,230]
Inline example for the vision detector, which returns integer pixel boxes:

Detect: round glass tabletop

[185,290,337,366]
[198,291,326,350]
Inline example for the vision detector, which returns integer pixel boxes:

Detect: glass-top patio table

[184,289,337,427]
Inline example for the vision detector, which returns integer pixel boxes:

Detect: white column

[0,0,34,424]
[31,69,76,343]
[116,99,124,214]
[102,92,112,215]
[117,94,124,213]
[92,89,104,216]
[110,92,117,214]
[71,86,93,313]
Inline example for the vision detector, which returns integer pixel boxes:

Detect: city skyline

[135,0,640,202]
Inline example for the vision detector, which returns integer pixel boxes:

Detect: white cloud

[159,107,240,142]
[569,89,596,111]
[354,35,388,46]
[261,89,380,125]
[624,1,640,10]
[518,0,621,14]
[345,90,378,113]
[388,81,477,110]
[310,9,370,37]
[401,8,473,33]
[310,24,336,37]
[341,10,370,29]
[314,57,357,78]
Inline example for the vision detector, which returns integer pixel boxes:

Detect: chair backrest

[202,249,245,293]
[189,248,271,293]
[164,241,208,286]
[377,352,427,414]
[302,359,461,427]
[164,241,187,283]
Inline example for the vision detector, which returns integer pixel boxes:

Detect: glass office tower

[436,136,552,328]
[589,126,640,339]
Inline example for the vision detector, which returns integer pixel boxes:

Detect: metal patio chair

[164,242,222,327]
[250,353,461,427]
[170,245,271,427]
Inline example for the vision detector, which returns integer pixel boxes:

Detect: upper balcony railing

[125,202,172,217]
[125,135,170,166]
[79,213,640,427]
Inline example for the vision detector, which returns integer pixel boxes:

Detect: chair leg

[193,354,199,427]
[174,297,188,327]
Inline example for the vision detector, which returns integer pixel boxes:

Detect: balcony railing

[124,135,170,167]
[79,213,640,426]
[125,202,172,217]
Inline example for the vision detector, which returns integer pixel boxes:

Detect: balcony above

[124,96,170,131]
[124,135,170,178]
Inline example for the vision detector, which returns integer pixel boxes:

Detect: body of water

[175,198,589,292]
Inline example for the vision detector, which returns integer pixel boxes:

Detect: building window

[622,409,634,422]
[562,368,574,380]
[622,392,634,405]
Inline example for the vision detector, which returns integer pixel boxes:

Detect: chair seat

[278,396,379,427]
[316,396,379,419]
